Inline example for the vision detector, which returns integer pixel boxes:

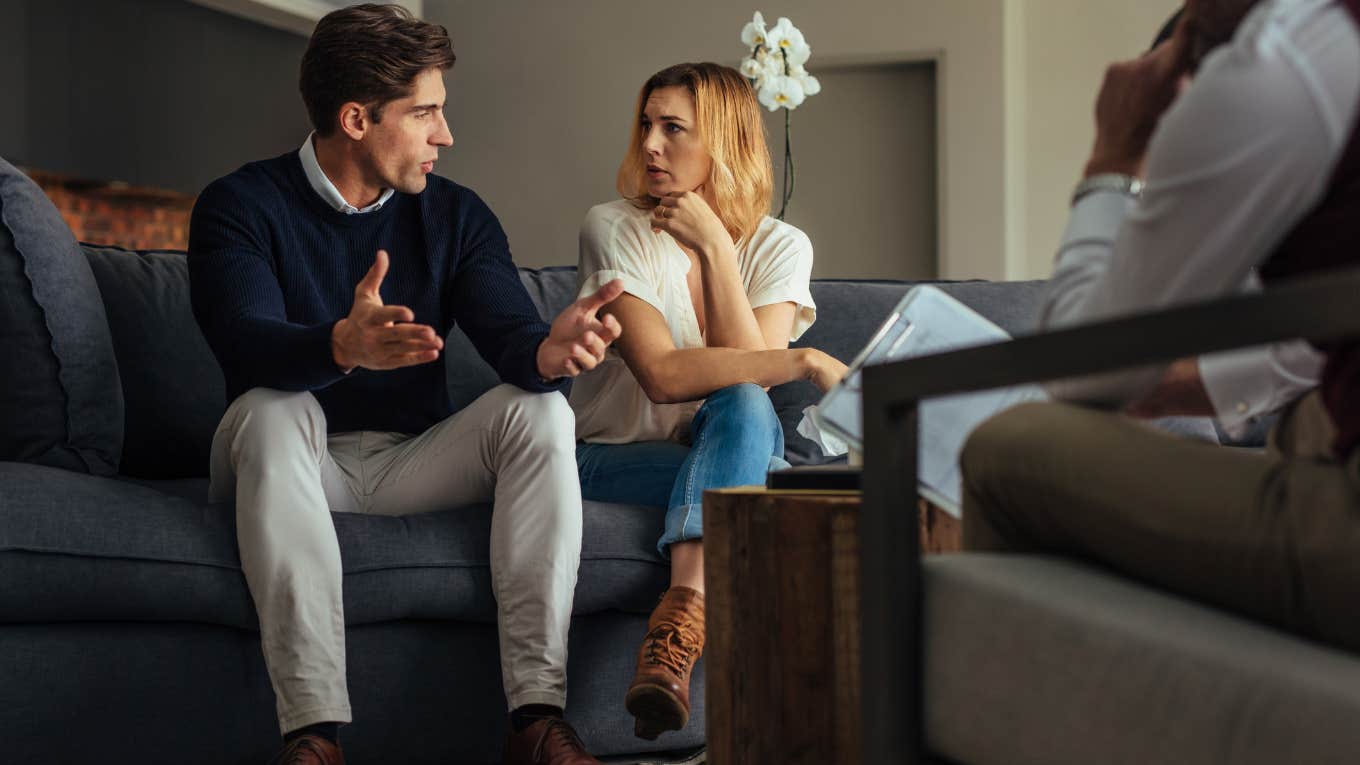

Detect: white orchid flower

[783,40,812,67]
[741,11,767,48]
[797,72,821,96]
[757,75,806,111]
[767,17,806,55]
[739,56,765,81]
[789,65,821,96]
[762,48,785,78]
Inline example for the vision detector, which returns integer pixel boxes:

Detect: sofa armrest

[858,265,1360,763]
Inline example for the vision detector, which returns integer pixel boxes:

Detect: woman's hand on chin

[650,191,731,257]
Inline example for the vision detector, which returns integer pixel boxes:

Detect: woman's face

[639,85,712,198]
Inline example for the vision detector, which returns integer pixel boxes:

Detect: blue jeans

[576,383,788,558]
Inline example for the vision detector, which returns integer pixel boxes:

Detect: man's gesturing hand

[536,279,625,379]
[331,249,443,371]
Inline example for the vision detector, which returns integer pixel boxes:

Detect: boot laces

[643,619,701,677]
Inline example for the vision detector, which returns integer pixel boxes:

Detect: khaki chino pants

[209,384,582,733]
[961,391,1360,652]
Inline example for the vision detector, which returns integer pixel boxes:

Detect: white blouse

[570,199,817,444]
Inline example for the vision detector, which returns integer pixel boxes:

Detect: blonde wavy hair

[617,62,774,243]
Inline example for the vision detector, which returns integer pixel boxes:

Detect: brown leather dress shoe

[502,717,600,765]
[625,586,706,740]
[266,734,345,765]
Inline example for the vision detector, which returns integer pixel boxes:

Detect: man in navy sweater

[188,6,619,764]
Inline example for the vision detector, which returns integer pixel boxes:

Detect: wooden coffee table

[702,489,957,765]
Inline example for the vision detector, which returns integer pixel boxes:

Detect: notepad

[809,286,1048,517]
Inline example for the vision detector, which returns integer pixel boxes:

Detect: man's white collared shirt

[298,132,394,214]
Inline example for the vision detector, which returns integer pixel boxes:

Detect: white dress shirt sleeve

[1199,341,1324,438]
[1040,2,1360,408]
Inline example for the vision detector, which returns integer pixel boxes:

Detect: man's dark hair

[1151,9,1183,50]
[299,4,455,136]
[1151,2,1265,70]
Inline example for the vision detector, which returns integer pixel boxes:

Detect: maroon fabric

[1259,0,1360,458]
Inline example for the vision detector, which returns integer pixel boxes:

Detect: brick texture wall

[25,169,195,251]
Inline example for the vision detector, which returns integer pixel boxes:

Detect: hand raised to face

[1085,15,1195,179]
[650,191,732,256]
[536,278,625,379]
[331,249,444,371]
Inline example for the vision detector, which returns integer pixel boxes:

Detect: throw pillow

[0,157,123,474]
[82,245,226,478]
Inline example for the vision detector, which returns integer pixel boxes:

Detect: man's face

[361,68,454,194]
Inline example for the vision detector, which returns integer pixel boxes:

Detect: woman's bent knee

[705,383,779,428]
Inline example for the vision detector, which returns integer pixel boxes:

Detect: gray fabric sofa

[3,154,1066,763]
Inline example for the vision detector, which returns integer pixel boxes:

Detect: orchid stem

[777,107,794,220]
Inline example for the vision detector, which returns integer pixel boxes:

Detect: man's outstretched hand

[537,279,625,380]
[332,250,443,371]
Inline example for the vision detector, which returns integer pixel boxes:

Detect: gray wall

[764,63,936,280]
[1,0,310,195]
[0,0,28,161]
[428,0,939,279]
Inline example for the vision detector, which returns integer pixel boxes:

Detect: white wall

[1006,0,1181,279]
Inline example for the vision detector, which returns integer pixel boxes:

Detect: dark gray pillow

[776,280,921,465]
[445,267,579,412]
[82,246,226,479]
[0,157,123,474]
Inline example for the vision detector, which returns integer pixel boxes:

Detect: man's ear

[337,102,369,141]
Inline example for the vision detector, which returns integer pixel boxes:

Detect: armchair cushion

[924,554,1360,765]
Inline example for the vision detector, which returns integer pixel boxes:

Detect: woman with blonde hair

[570,62,846,739]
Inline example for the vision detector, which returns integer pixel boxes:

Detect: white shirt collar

[298,133,394,214]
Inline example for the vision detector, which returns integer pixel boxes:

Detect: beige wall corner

[1006,0,1181,280]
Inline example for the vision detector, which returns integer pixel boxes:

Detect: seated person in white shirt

[962,0,1360,651]
[1119,8,1322,437]
[567,62,848,740]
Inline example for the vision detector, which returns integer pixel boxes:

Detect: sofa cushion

[0,462,670,629]
[82,245,226,479]
[0,157,123,474]
[924,554,1360,765]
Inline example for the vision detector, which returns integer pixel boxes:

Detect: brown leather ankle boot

[625,586,706,740]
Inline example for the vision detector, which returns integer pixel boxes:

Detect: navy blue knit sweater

[188,151,561,436]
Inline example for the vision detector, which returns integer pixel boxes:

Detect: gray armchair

[859,267,1360,764]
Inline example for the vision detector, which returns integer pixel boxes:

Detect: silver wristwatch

[1070,173,1144,206]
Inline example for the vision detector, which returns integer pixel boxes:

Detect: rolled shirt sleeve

[746,227,817,341]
